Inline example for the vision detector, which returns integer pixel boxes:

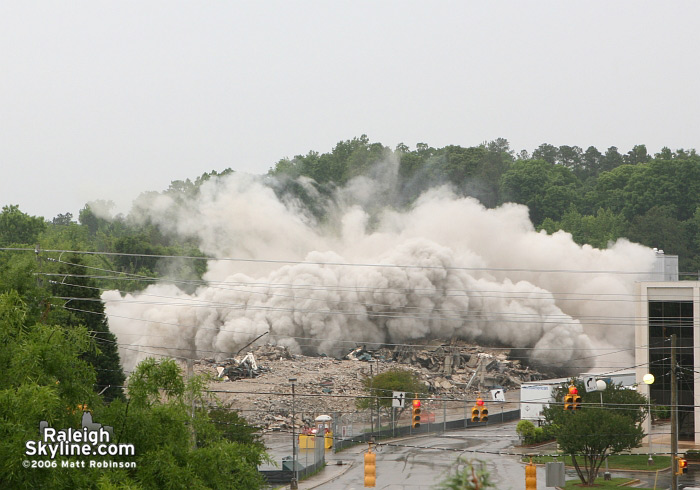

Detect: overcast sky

[2,1,699,219]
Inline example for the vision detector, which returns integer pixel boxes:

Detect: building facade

[635,281,700,443]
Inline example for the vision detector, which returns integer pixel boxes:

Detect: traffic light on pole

[412,398,421,428]
[564,385,578,411]
[677,456,688,475]
[573,393,582,410]
[477,398,488,422]
[364,444,376,487]
[471,404,479,422]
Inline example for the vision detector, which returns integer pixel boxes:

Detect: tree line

[269,136,700,274]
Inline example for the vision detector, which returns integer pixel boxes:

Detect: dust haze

[102,159,655,373]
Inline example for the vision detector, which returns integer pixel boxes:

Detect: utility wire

[3,246,663,275]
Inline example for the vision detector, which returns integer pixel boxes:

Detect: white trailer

[520,378,569,422]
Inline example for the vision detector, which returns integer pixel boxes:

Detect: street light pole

[289,378,298,490]
[671,334,678,490]
[596,379,611,481]
[643,373,655,465]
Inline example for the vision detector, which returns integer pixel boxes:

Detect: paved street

[272,421,551,489]
[266,420,700,489]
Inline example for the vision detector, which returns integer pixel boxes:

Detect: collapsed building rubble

[194,341,552,430]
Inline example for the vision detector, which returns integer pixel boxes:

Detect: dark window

[648,301,694,440]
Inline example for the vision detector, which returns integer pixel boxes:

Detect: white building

[635,276,700,444]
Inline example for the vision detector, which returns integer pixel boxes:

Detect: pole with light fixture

[643,373,655,465]
[596,379,612,481]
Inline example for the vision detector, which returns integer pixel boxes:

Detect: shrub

[653,405,670,420]
[516,420,537,444]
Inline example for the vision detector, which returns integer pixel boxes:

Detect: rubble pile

[194,341,549,430]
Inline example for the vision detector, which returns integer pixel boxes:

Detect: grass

[523,453,670,472]
[561,477,654,488]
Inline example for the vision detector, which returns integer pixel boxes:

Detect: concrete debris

[193,340,553,430]
[344,346,374,361]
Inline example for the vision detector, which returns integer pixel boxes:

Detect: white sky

[1,1,699,219]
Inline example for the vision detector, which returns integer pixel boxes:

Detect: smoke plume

[102,161,656,372]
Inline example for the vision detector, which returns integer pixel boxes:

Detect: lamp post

[643,373,655,465]
[596,379,611,481]
[289,378,298,490]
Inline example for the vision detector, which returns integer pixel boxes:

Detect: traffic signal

[412,398,421,428]
[564,385,579,411]
[573,393,582,411]
[480,406,489,422]
[364,446,376,487]
[564,393,573,410]
[525,459,536,490]
[471,405,479,422]
[677,456,688,475]
[473,397,488,422]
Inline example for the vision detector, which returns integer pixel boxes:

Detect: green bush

[653,405,670,420]
[516,420,537,443]
[516,420,556,445]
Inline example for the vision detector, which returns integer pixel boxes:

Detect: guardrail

[333,409,520,452]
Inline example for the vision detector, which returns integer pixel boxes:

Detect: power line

[4,246,663,275]
[53,280,649,325]
[38,272,652,304]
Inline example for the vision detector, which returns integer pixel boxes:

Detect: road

[311,421,548,489]
[264,423,700,489]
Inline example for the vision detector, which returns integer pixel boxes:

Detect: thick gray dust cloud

[102,160,656,372]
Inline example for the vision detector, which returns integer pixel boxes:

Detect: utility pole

[671,334,678,490]
[370,364,374,438]
[289,378,298,490]
[376,359,380,437]
[187,359,196,447]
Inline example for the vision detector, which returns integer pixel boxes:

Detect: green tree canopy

[356,368,428,411]
[0,205,46,247]
[542,380,647,485]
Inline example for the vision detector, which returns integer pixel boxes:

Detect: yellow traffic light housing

[573,393,582,410]
[565,385,580,411]
[412,398,421,428]
[563,394,573,410]
[364,444,376,487]
[471,406,479,422]
[473,397,488,422]
[480,406,488,422]
[676,456,688,475]
[525,459,536,489]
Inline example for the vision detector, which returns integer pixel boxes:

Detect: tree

[532,143,558,165]
[0,205,46,246]
[48,255,126,402]
[624,145,650,166]
[436,458,493,489]
[542,380,647,486]
[0,297,270,490]
[500,160,580,224]
[539,207,627,249]
[100,358,270,489]
[356,368,428,411]
[51,212,74,226]
[601,146,624,173]
[558,145,583,170]
[580,146,603,179]
[0,291,100,489]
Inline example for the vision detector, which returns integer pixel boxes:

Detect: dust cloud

[103,161,655,372]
